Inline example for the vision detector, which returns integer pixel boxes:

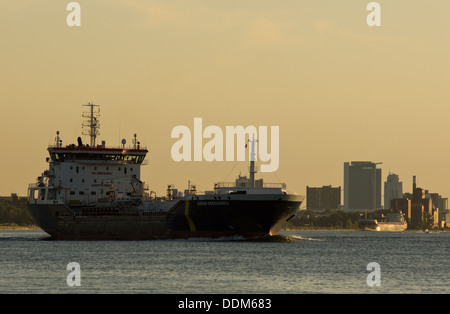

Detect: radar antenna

[82,102,100,147]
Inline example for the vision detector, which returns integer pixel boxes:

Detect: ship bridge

[29,103,149,206]
[48,146,148,164]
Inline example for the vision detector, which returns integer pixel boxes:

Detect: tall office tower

[384,173,403,210]
[344,161,382,211]
[306,185,341,211]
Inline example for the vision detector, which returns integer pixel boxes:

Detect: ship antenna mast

[248,134,258,188]
[82,102,100,147]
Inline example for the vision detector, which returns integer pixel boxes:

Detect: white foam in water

[290,235,323,241]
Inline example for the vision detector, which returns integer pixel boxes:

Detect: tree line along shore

[0,201,37,229]
[285,209,449,231]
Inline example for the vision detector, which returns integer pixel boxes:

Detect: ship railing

[214,182,286,189]
[48,144,148,151]
[28,182,49,189]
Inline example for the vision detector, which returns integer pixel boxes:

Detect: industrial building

[391,176,443,228]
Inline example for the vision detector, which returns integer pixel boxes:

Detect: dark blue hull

[28,196,302,240]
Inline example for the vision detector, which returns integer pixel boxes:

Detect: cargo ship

[359,212,407,232]
[28,103,304,240]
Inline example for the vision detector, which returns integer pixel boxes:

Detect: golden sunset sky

[1,1,450,202]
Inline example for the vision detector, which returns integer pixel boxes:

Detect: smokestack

[413,175,416,191]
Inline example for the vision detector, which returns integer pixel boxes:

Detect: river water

[0,229,448,294]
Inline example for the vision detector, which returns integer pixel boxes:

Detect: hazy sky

[2,0,450,201]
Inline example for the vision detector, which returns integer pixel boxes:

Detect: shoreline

[283,227,450,232]
[1,225,448,232]
[283,227,359,231]
[0,225,41,230]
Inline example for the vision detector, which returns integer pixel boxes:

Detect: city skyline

[2,1,450,199]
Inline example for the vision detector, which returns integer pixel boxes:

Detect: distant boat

[359,212,407,232]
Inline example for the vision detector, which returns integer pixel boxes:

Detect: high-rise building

[306,185,341,211]
[344,161,382,212]
[384,173,403,210]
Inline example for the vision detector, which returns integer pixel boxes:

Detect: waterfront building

[343,161,381,212]
[306,185,341,211]
[391,176,440,228]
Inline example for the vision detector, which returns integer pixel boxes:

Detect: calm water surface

[0,229,448,293]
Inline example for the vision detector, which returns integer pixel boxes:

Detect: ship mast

[248,134,258,188]
[82,102,100,147]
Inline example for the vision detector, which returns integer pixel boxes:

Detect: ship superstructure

[28,103,303,240]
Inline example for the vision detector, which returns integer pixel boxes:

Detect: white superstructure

[28,103,148,206]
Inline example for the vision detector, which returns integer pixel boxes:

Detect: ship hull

[28,196,301,240]
[359,220,407,232]
[376,223,407,232]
